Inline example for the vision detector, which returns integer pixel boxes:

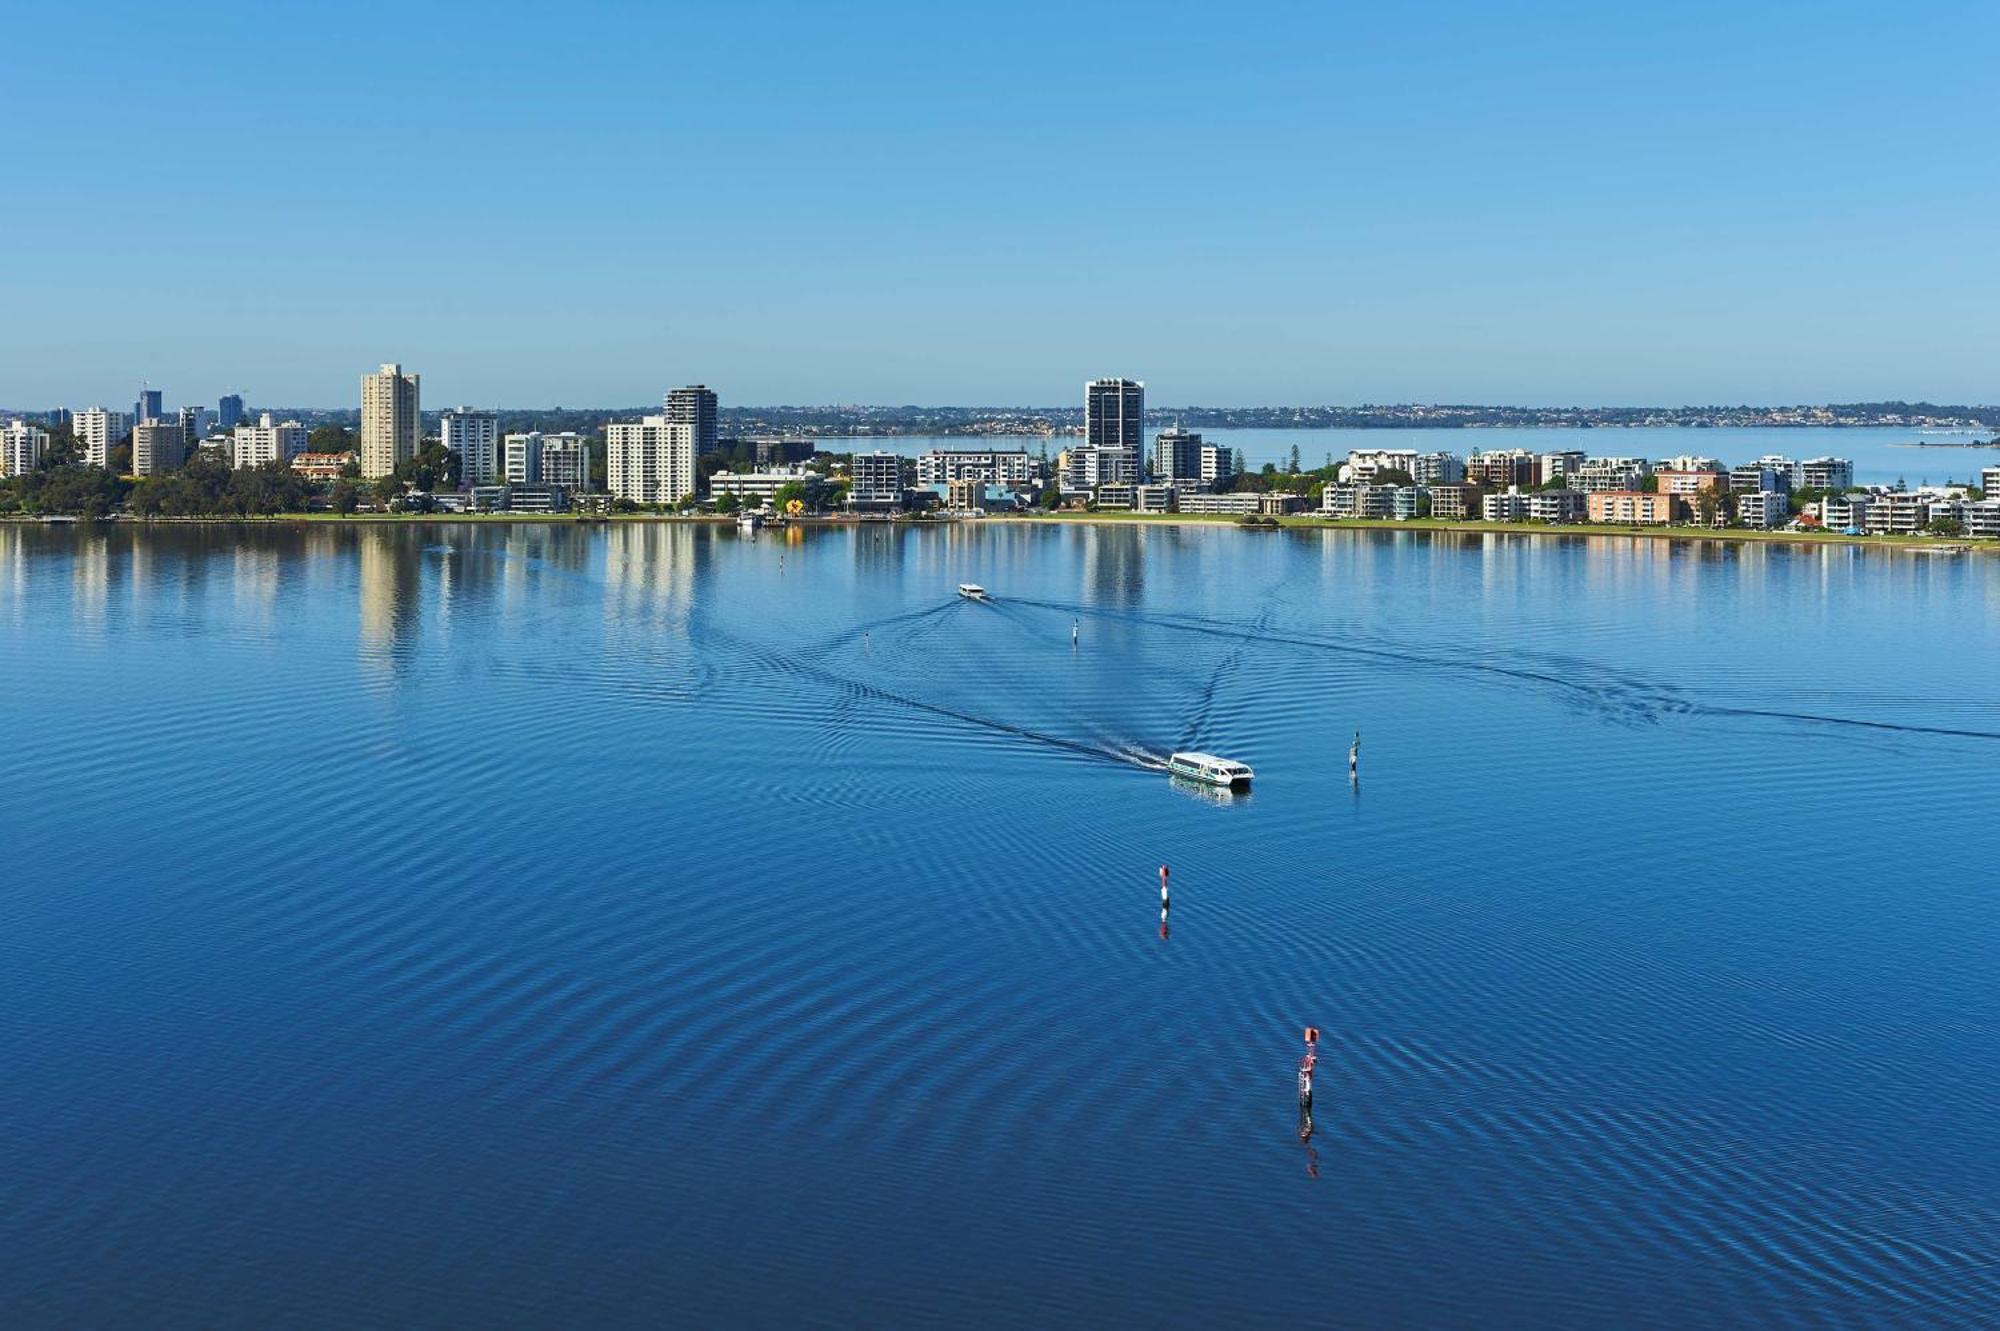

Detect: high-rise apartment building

[606,416,695,506]
[1199,442,1234,487]
[1152,428,1203,485]
[847,451,904,510]
[539,433,591,489]
[664,385,718,456]
[230,413,308,469]
[217,394,245,433]
[503,432,543,484]
[360,363,421,479]
[1085,378,1145,479]
[73,407,129,468]
[443,408,499,485]
[2,420,49,476]
[132,419,187,476]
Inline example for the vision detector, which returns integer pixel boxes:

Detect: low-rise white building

[1736,490,1790,529]
[1962,499,2000,538]
[709,467,825,508]
[915,448,1033,488]
[1177,492,1260,516]
[539,433,591,490]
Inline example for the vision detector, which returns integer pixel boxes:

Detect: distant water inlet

[0,519,1996,1328]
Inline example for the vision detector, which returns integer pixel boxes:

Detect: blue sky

[3,1,1996,408]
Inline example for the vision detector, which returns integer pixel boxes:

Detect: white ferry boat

[1167,751,1254,788]
[957,583,989,601]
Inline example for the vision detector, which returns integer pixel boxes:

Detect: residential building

[1482,489,1531,522]
[505,484,569,514]
[1525,490,1586,522]
[1390,485,1426,520]
[708,467,826,508]
[1344,447,1418,483]
[503,432,543,484]
[2,420,49,476]
[1537,451,1586,487]
[1259,493,1306,517]
[1084,377,1144,480]
[1731,462,1791,493]
[915,448,1034,488]
[1660,454,1725,473]
[1819,494,1869,532]
[230,413,308,469]
[1467,449,1536,489]
[1322,483,1395,519]
[74,407,129,468]
[1060,444,1135,492]
[1752,454,1801,488]
[1575,457,1651,492]
[1656,468,1729,502]
[217,393,245,432]
[664,385,719,456]
[132,419,187,476]
[1800,457,1855,491]
[539,433,590,490]
[605,415,695,506]
[360,363,420,479]
[1962,499,2000,538]
[1151,428,1203,485]
[1412,451,1464,485]
[1199,442,1234,487]
[1981,465,2000,496]
[1736,491,1791,529]
[847,451,904,510]
[1865,491,1929,536]
[291,451,357,481]
[1427,483,1478,519]
[1092,483,1135,510]
[178,405,204,444]
[442,408,499,485]
[1586,490,1676,524]
[1177,492,1260,516]
[1134,483,1177,513]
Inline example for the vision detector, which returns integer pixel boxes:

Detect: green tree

[1928,515,1967,538]
[1288,443,1301,473]
[1639,473,1660,493]
[309,424,356,453]
[331,479,360,514]
[715,490,741,514]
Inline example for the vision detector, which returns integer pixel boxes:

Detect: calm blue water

[867,425,1999,487]
[3,520,1996,1328]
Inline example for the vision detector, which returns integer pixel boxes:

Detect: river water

[2,519,1995,1327]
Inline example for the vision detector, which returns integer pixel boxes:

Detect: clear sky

[4,1,1996,409]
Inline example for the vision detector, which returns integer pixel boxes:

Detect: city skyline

[6,3,1998,406]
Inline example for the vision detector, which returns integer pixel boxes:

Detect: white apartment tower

[361,363,421,479]
[1085,378,1145,479]
[2,420,49,476]
[606,416,695,506]
[73,407,129,468]
[231,413,309,469]
[442,408,499,485]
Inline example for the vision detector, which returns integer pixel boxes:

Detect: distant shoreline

[9,510,1995,553]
